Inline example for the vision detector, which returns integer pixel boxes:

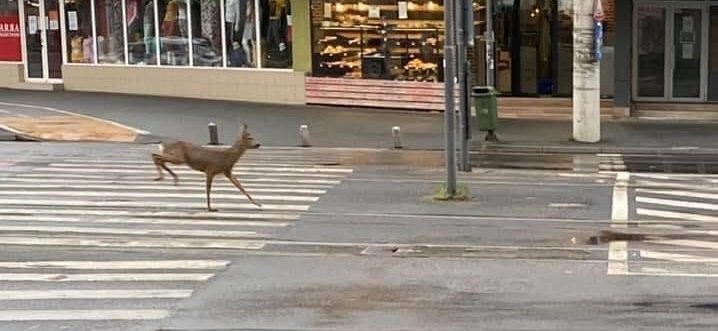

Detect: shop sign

[0,15,21,61]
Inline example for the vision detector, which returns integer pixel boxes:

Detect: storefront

[631,0,718,102]
[303,0,617,111]
[0,0,308,103]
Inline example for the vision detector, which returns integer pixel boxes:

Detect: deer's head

[238,123,260,149]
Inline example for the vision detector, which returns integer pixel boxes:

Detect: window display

[310,0,444,82]
[95,0,126,63]
[64,0,95,63]
[260,0,291,68]
[62,0,288,69]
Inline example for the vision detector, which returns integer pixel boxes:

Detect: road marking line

[640,250,718,263]
[636,188,718,201]
[0,236,265,250]
[637,208,718,222]
[0,260,229,269]
[628,269,718,278]
[645,239,718,250]
[636,196,718,211]
[0,208,300,220]
[64,159,347,167]
[49,163,354,173]
[0,183,327,194]
[0,273,215,281]
[14,173,343,184]
[0,177,334,189]
[32,167,347,178]
[0,190,320,202]
[634,180,718,192]
[611,172,630,224]
[608,172,630,276]
[0,225,263,238]
[632,173,718,180]
[0,199,310,211]
[0,309,170,321]
[0,289,194,300]
[2,215,290,227]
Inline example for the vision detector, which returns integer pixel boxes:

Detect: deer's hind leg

[225,171,262,207]
[151,153,181,184]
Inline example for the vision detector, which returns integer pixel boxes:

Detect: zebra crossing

[622,172,718,277]
[0,259,229,322]
[0,146,354,323]
[0,146,354,251]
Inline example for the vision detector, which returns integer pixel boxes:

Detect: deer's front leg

[226,172,262,207]
[205,174,218,212]
[152,153,180,184]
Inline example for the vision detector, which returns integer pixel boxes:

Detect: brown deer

[151,124,262,212]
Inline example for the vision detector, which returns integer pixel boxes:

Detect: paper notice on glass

[286,15,292,26]
[68,11,79,31]
[683,43,694,60]
[398,1,408,19]
[28,16,38,34]
[49,19,59,30]
[682,16,693,32]
[368,6,380,18]
[323,3,332,19]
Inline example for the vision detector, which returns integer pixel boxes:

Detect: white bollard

[392,126,402,149]
[299,125,311,147]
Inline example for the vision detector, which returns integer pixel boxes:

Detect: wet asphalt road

[1,142,718,330]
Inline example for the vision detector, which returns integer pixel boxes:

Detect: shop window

[310,0,444,81]
[157,0,189,65]
[125,0,157,64]
[224,0,257,67]
[259,0,290,68]
[710,6,718,101]
[95,0,126,64]
[189,0,223,67]
[65,0,96,63]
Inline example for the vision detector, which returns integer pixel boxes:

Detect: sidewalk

[1,88,717,154]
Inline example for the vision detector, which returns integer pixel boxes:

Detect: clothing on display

[143,0,155,58]
[162,0,178,36]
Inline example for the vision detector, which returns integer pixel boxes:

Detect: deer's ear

[241,123,248,130]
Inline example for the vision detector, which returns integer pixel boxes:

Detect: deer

[151,124,262,212]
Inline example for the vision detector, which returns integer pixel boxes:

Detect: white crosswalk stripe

[0,146,354,251]
[623,173,718,277]
[0,259,228,322]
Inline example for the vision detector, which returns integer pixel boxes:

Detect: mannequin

[241,0,254,66]
[177,0,187,37]
[225,0,247,63]
[143,0,155,61]
[266,0,285,52]
[201,0,221,50]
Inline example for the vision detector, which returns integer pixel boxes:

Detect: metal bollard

[208,122,219,145]
[392,126,402,149]
[299,125,311,147]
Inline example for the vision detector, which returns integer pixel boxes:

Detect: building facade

[0,0,716,114]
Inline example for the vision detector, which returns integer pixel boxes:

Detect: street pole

[573,0,601,143]
[443,0,457,195]
[456,0,469,172]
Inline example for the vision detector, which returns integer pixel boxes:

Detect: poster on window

[0,15,21,61]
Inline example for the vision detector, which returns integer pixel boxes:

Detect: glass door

[634,2,708,101]
[21,0,64,81]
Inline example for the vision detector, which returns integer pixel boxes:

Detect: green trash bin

[471,86,499,141]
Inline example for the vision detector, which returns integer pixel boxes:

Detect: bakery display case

[311,0,445,81]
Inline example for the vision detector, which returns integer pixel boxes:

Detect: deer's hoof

[207,208,219,212]
[153,177,163,181]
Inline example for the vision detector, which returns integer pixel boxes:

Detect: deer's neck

[226,142,248,162]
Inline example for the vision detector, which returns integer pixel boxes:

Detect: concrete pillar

[573,0,601,143]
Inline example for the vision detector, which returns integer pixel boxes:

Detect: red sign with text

[0,15,21,61]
